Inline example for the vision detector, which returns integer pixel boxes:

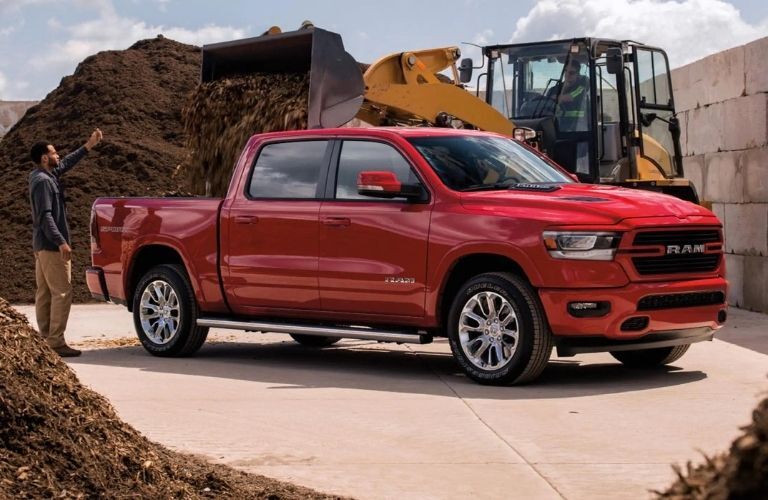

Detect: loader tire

[610,344,690,368]
[290,334,341,347]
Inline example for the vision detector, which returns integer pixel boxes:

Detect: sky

[0,0,767,101]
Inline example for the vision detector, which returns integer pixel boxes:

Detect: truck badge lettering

[666,244,705,255]
[385,277,415,284]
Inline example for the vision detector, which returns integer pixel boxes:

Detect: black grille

[633,230,721,246]
[631,229,722,275]
[621,316,649,331]
[638,291,726,311]
[632,254,721,275]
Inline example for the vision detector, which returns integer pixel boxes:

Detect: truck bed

[90,197,226,311]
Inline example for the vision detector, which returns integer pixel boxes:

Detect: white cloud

[507,0,768,68]
[0,0,56,13]
[32,9,246,70]
[0,71,7,99]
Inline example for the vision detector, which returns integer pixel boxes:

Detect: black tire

[447,272,552,385]
[610,344,690,368]
[290,334,341,347]
[132,264,209,357]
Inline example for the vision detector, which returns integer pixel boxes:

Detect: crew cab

[87,128,727,385]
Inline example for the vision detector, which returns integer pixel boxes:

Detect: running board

[196,318,433,344]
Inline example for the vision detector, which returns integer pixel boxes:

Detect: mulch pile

[0,35,315,302]
[0,36,201,304]
[0,297,342,498]
[179,73,309,197]
[656,396,768,499]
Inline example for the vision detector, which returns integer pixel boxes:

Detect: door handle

[321,217,351,227]
[234,215,258,224]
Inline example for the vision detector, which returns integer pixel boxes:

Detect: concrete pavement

[14,303,768,500]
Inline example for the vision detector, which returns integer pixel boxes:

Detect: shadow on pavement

[68,337,707,399]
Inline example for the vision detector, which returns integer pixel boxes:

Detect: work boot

[53,345,82,357]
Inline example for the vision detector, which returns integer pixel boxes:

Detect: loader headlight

[543,231,621,261]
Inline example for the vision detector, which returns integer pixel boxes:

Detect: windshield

[489,41,591,133]
[407,135,574,191]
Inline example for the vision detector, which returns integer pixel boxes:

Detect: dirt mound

[0,297,342,498]
[657,396,768,499]
[179,73,309,197]
[0,36,201,303]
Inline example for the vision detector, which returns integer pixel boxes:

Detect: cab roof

[251,127,506,141]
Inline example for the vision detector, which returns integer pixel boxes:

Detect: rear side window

[335,140,420,200]
[248,140,329,199]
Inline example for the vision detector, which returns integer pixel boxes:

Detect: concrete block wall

[672,36,768,312]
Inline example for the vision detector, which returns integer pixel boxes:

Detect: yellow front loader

[200,26,698,203]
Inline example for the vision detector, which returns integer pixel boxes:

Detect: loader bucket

[201,27,364,129]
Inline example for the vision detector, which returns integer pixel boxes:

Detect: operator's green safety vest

[559,84,586,118]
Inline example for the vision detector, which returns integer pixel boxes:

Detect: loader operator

[547,59,588,132]
[28,128,103,357]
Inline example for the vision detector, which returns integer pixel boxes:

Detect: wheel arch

[434,251,537,332]
[125,244,193,312]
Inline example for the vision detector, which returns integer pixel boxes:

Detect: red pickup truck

[87,128,727,385]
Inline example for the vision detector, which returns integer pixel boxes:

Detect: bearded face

[42,145,60,169]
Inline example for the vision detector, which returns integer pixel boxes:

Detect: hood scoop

[509,183,561,192]
[557,196,610,202]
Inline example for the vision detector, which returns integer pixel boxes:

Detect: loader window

[335,140,420,200]
[248,140,329,199]
[634,47,678,177]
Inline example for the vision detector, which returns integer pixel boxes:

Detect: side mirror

[513,127,537,142]
[606,48,623,75]
[459,58,474,83]
[357,171,424,200]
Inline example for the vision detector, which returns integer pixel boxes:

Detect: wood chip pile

[179,73,309,197]
[0,297,344,499]
[0,37,201,304]
[657,396,767,499]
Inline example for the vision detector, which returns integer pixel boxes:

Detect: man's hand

[85,128,103,151]
[58,242,72,261]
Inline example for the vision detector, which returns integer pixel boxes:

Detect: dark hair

[30,141,52,165]
[568,59,582,71]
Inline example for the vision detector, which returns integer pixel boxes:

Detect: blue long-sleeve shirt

[29,147,88,252]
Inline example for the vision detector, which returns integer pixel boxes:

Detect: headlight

[543,231,621,260]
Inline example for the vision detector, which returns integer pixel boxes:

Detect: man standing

[29,129,102,357]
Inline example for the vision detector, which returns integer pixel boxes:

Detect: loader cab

[482,38,692,201]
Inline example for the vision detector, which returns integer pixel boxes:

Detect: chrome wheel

[139,280,180,345]
[458,291,519,370]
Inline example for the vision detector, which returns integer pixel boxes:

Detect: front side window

[408,135,573,191]
[335,140,420,200]
[248,140,329,199]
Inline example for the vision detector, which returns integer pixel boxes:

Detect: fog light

[717,309,727,324]
[568,301,611,318]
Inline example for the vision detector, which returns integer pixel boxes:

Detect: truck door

[318,139,431,317]
[222,139,331,313]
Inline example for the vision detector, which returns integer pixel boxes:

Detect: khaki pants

[35,250,72,349]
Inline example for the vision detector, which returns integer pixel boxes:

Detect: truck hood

[460,183,714,225]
